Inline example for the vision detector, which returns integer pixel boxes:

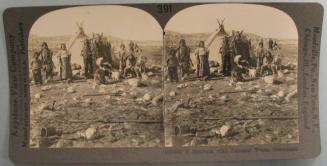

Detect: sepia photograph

[164,4,299,146]
[28,5,164,148]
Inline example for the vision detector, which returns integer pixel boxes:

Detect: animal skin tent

[191,19,228,67]
[66,23,89,68]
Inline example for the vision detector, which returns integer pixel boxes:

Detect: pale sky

[165,4,298,39]
[30,5,162,41]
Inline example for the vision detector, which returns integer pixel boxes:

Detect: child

[166,49,179,83]
[30,52,43,85]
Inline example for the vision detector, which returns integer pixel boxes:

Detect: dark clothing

[40,48,53,81]
[124,52,138,78]
[81,43,94,78]
[232,39,251,66]
[220,42,232,76]
[167,55,179,83]
[31,57,43,85]
[83,57,93,78]
[32,69,43,85]
[176,46,191,77]
[168,66,178,83]
[231,65,248,82]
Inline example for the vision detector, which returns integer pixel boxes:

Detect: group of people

[166,31,283,83]
[167,39,211,83]
[30,36,148,85]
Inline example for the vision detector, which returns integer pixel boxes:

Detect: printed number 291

[157,4,172,14]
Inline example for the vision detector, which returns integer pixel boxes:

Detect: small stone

[177,83,188,89]
[283,69,290,74]
[147,72,154,76]
[143,93,152,101]
[35,93,42,99]
[67,87,75,93]
[169,91,176,97]
[152,94,163,106]
[220,95,229,102]
[285,90,297,103]
[203,84,212,91]
[128,78,141,88]
[41,86,51,91]
[258,119,265,126]
[85,127,97,140]
[263,75,275,84]
[220,125,231,137]
[277,90,285,97]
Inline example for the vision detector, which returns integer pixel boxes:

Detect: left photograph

[28,5,164,148]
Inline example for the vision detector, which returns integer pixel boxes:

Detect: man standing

[255,40,266,75]
[220,36,232,76]
[81,39,94,78]
[124,42,138,78]
[39,42,54,83]
[176,39,192,80]
[166,48,179,83]
[30,52,43,85]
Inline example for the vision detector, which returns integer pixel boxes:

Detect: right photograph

[164,4,299,147]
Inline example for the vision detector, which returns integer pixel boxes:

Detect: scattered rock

[169,100,184,112]
[35,93,42,99]
[41,86,51,91]
[285,90,297,103]
[169,91,177,97]
[283,69,290,74]
[277,90,285,98]
[67,87,76,94]
[141,73,149,81]
[220,95,230,102]
[152,94,163,106]
[143,93,152,101]
[147,72,154,77]
[203,84,212,91]
[177,83,188,89]
[128,78,141,88]
[263,75,275,84]
[220,125,231,137]
[85,127,97,140]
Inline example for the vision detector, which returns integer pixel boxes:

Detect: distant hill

[164,30,297,50]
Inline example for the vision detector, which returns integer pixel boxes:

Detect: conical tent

[205,19,228,65]
[66,23,89,68]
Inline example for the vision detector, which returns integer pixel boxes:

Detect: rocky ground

[30,73,164,148]
[164,66,298,146]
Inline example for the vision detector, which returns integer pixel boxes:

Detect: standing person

[176,39,192,80]
[118,43,127,77]
[30,52,43,85]
[272,41,282,72]
[194,41,210,80]
[39,42,54,83]
[255,40,266,75]
[220,36,232,76]
[81,39,94,78]
[57,43,72,80]
[124,42,138,78]
[166,48,179,83]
